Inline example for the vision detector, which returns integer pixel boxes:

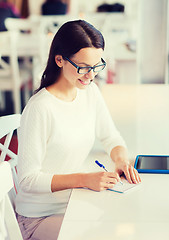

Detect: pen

[95,160,123,185]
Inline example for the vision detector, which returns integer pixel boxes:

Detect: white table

[58,151,169,240]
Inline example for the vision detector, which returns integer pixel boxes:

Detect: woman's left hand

[115,161,141,184]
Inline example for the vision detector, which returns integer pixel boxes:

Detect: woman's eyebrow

[75,60,101,66]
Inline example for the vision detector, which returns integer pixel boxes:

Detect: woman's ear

[55,55,63,68]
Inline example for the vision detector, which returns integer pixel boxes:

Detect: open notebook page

[108,178,140,193]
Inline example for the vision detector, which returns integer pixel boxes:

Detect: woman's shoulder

[22,88,51,113]
[20,89,53,127]
[29,87,47,102]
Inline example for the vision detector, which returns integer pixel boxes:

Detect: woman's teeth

[78,79,91,85]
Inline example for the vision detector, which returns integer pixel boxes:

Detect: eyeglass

[64,57,106,74]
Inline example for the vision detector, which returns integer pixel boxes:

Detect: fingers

[104,172,121,185]
[98,172,120,191]
[106,172,120,181]
[123,166,132,183]
[104,172,122,190]
[134,168,141,182]
[124,165,141,184]
[86,172,121,192]
[87,168,141,192]
[103,183,117,190]
[101,181,118,191]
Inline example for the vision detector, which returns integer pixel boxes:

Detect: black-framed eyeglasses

[64,57,106,74]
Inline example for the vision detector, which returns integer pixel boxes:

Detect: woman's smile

[78,78,92,86]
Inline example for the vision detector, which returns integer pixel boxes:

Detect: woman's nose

[84,69,96,79]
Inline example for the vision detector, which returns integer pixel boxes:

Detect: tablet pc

[134,155,169,173]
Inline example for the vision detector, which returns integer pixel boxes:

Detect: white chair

[39,14,75,32]
[0,114,21,208]
[0,161,23,240]
[5,17,41,93]
[30,15,75,89]
[5,17,40,58]
[38,15,75,63]
[0,31,23,113]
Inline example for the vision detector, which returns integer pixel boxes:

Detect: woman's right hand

[83,172,121,192]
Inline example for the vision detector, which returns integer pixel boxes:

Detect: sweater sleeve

[17,101,53,194]
[93,84,127,156]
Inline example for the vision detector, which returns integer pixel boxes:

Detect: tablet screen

[136,156,169,170]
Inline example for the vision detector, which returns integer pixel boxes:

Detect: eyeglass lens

[78,64,105,74]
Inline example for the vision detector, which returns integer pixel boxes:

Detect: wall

[99,84,169,159]
[137,0,168,84]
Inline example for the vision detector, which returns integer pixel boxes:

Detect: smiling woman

[35,20,105,93]
[15,20,141,240]
[52,47,105,91]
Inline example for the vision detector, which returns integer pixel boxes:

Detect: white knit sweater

[15,82,126,217]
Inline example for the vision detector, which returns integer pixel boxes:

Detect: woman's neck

[46,81,77,102]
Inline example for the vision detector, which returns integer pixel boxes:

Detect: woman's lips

[78,79,92,85]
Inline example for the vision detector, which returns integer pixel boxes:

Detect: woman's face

[57,47,104,89]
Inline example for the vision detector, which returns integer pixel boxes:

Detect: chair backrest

[39,14,74,34]
[0,31,20,88]
[0,161,23,240]
[38,15,75,64]
[0,114,21,207]
[5,17,44,91]
[0,31,22,113]
[5,17,40,57]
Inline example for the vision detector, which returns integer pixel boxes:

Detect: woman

[16,20,141,240]
[0,0,20,32]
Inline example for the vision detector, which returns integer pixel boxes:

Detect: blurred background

[0,0,169,157]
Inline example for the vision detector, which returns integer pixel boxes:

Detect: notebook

[108,178,140,193]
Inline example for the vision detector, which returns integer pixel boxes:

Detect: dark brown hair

[35,20,105,93]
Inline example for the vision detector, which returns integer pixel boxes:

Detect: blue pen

[95,160,108,171]
[95,160,123,185]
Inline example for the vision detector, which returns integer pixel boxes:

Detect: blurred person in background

[41,0,68,15]
[0,0,20,32]
[97,3,125,13]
